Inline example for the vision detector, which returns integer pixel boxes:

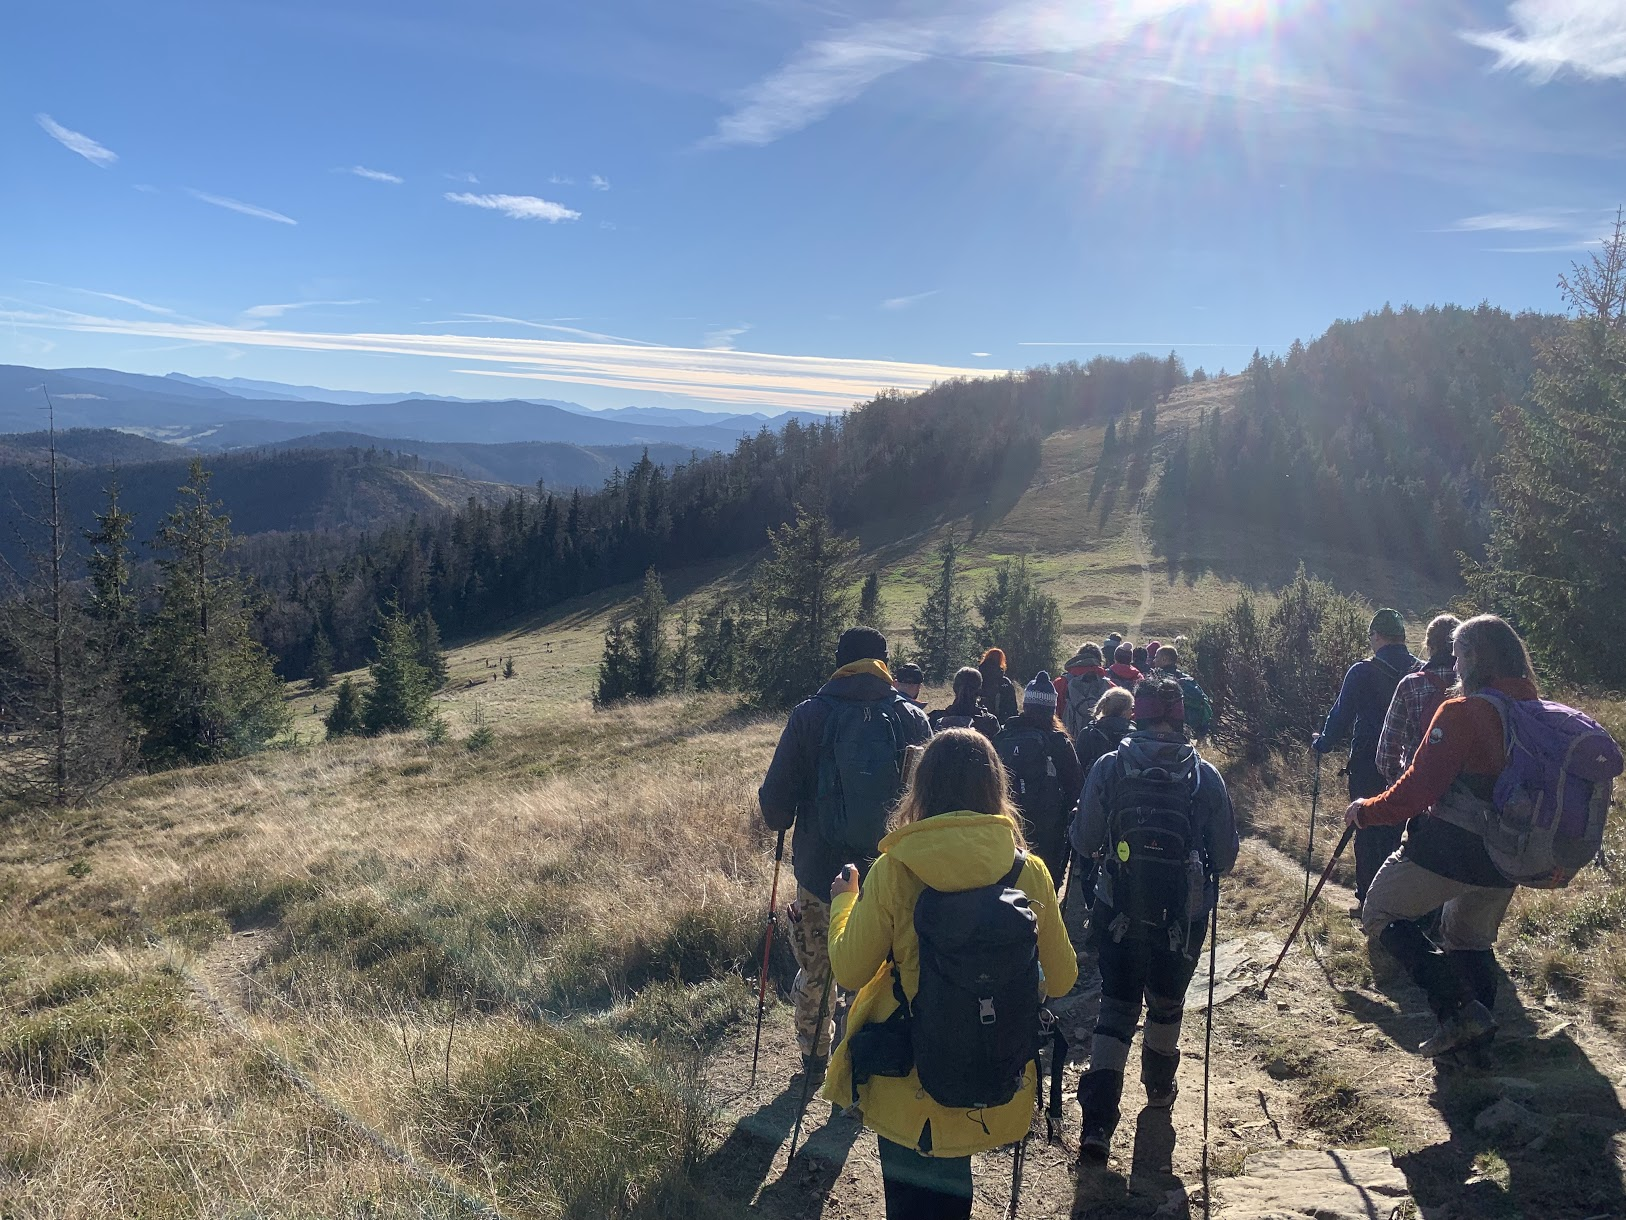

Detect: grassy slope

[6,382,1623,1218]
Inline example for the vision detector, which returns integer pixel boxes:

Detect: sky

[2,0,1624,414]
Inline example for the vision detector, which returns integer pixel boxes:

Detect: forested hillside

[1154,304,1564,567]
[244,354,1187,677]
[0,438,511,571]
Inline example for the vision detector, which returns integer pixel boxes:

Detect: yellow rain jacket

[821,811,1078,1156]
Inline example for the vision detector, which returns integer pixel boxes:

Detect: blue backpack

[1474,690,1624,889]
[815,696,908,855]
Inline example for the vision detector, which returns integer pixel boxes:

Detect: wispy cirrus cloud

[444,171,480,184]
[345,165,403,184]
[703,324,751,351]
[1463,1,1626,82]
[1441,206,1617,254]
[882,290,937,310]
[590,174,611,191]
[240,299,371,322]
[187,189,298,225]
[36,114,118,166]
[705,1,1194,147]
[0,305,998,412]
[444,192,580,222]
[1443,210,1575,232]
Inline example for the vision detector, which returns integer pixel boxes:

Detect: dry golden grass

[1,689,789,1218]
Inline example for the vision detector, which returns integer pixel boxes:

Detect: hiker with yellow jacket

[822,728,1077,1219]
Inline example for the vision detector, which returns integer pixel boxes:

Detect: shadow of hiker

[1066,1107,1192,1220]
[1339,969,1626,1220]
[1398,1024,1626,1220]
[753,1109,862,1218]
[697,1086,861,1217]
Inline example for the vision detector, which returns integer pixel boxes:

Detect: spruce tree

[131,461,291,764]
[362,606,435,733]
[749,508,858,707]
[595,617,638,705]
[307,627,335,689]
[857,571,885,628]
[324,677,364,738]
[630,568,670,698]
[412,610,448,689]
[0,410,132,805]
[693,596,741,691]
[912,532,975,683]
[669,606,693,693]
[976,555,1061,682]
[1471,210,1626,684]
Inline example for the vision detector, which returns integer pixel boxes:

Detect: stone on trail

[1212,1147,1410,1220]
[1473,1096,1554,1144]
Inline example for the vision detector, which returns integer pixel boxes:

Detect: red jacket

[1108,662,1143,688]
[1356,676,1539,828]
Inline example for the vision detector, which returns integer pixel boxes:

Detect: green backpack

[815,697,908,854]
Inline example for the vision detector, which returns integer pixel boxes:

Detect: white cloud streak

[241,299,371,320]
[706,1,1193,147]
[1445,210,1574,232]
[444,171,480,183]
[1463,1,1626,82]
[703,325,751,351]
[187,190,298,225]
[347,165,403,184]
[590,174,611,191]
[1,306,1000,412]
[882,290,938,310]
[36,114,118,166]
[444,192,581,222]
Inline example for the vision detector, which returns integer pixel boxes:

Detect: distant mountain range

[0,365,830,452]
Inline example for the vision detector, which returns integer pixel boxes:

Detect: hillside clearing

[5,680,1625,1218]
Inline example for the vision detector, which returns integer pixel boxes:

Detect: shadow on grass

[697,1083,860,1217]
[1338,968,1626,1220]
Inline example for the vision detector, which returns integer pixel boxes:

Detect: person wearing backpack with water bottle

[993,673,1084,887]
[1347,615,1623,1057]
[1070,679,1239,1162]
[822,729,1078,1219]
[759,627,933,1084]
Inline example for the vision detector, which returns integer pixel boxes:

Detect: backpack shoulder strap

[1001,850,1028,889]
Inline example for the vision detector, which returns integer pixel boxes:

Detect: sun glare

[1203,0,1282,33]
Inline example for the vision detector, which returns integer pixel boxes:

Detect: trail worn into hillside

[1127,495,1156,639]
[700,834,1626,1219]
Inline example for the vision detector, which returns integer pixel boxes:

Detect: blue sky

[2,0,1623,413]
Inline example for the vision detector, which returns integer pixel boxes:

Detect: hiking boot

[799,1053,827,1085]
[1145,1080,1178,1109]
[1419,1001,1497,1058]
[1079,1123,1112,1163]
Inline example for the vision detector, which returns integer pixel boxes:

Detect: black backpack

[815,696,908,855]
[995,726,1065,839]
[1103,750,1203,939]
[911,853,1043,1109]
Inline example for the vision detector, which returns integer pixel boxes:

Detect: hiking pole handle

[1261,823,1355,996]
[749,830,788,1091]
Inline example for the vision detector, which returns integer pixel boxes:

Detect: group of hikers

[756,612,1622,1218]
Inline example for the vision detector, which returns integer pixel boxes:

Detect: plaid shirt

[1374,662,1455,785]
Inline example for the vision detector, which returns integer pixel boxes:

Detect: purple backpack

[1474,690,1624,889]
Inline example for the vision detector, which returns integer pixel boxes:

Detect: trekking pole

[1260,824,1356,996]
[1008,1132,1028,1220]
[749,830,787,1091]
[1202,887,1218,1220]
[1304,751,1322,905]
[787,967,835,1160]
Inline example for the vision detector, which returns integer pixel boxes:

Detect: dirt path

[1126,495,1155,639]
[700,834,1626,1219]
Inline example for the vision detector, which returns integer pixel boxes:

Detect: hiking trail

[1127,494,1155,639]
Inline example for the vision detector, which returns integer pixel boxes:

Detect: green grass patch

[543,902,759,1011]
[1,971,184,1090]
[424,1025,704,1218]
[611,977,753,1049]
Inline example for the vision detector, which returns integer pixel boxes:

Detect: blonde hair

[1094,687,1134,719]
[1425,614,1461,658]
[893,728,1027,847]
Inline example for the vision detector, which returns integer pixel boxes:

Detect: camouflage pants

[787,888,836,1059]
